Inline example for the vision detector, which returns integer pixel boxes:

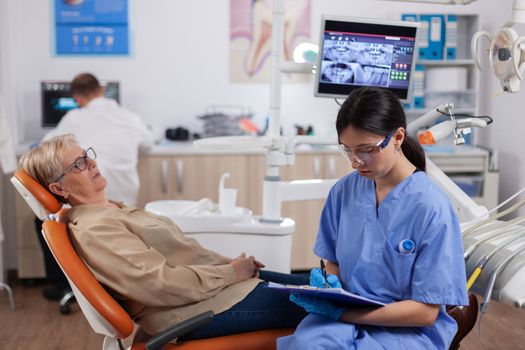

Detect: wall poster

[55,0,129,55]
[230,0,312,83]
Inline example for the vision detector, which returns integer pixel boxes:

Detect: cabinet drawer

[17,247,45,278]
[427,155,486,172]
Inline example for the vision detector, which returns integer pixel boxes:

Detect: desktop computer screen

[41,80,120,127]
[315,16,419,102]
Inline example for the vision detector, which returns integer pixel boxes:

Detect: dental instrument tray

[266,282,386,307]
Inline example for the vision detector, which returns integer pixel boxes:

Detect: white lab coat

[44,97,154,206]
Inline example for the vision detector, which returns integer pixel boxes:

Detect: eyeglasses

[338,134,392,164]
[54,147,97,182]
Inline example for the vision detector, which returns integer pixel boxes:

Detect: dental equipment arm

[406,103,453,137]
[480,239,525,320]
[407,103,490,146]
[467,232,525,290]
[426,159,488,224]
[418,117,489,145]
[463,196,525,236]
[464,226,523,261]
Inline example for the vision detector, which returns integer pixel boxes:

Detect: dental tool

[464,226,523,261]
[463,196,525,237]
[478,239,525,331]
[467,232,525,291]
[461,185,525,229]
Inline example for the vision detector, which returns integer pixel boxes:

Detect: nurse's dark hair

[336,87,426,171]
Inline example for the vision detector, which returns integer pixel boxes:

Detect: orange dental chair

[10,169,478,349]
[10,169,293,350]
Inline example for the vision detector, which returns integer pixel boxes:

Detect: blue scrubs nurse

[278,87,469,349]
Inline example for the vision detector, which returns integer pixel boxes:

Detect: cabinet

[138,150,352,271]
[137,154,252,209]
[405,14,481,138]
[9,177,46,279]
[426,146,499,210]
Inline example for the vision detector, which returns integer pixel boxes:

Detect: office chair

[10,169,294,349]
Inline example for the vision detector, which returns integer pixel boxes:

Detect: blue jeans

[180,270,309,340]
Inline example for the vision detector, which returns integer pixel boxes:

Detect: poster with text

[55,0,129,55]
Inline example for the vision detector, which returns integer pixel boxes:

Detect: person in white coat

[39,72,155,300]
[43,73,154,205]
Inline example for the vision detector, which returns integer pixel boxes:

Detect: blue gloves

[289,268,346,321]
[290,294,346,321]
[309,267,342,289]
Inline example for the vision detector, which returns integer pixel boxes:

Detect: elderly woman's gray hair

[20,134,79,200]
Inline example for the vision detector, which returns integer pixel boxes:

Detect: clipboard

[266,282,386,307]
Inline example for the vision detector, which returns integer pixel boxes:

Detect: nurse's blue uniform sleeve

[411,199,469,306]
[313,185,341,263]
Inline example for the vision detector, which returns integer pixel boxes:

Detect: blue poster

[55,0,129,55]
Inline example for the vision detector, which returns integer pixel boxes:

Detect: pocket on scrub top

[370,241,417,299]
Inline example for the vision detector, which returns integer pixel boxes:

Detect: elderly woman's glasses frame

[54,147,97,182]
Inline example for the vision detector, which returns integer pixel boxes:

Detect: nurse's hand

[310,268,342,289]
[289,294,346,321]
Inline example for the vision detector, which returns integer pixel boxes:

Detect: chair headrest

[10,169,62,220]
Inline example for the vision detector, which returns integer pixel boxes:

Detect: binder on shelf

[419,14,445,60]
[412,64,425,109]
[445,15,458,60]
[401,14,419,22]
[402,14,427,60]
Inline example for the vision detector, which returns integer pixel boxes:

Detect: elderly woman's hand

[230,253,261,281]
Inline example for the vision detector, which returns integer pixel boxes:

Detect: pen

[320,259,329,288]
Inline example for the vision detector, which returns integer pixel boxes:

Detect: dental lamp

[418,117,489,145]
[472,0,525,92]
[407,103,489,145]
[279,43,318,74]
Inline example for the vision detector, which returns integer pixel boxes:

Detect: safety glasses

[338,134,392,164]
[54,147,97,182]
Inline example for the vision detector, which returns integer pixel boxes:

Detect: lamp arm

[471,31,492,71]
[406,103,453,137]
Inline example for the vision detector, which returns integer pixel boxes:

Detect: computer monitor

[41,80,120,127]
[314,16,419,102]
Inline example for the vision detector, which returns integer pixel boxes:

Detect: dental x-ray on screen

[315,16,419,102]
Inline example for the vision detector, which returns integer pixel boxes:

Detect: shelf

[424,89,476,95]
[416,59,476,66]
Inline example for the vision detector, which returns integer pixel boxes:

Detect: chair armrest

[145,311,215,350]
[447,293,478,350]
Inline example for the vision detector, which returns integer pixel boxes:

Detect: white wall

[2,0,525,268]
[3,0,506,142]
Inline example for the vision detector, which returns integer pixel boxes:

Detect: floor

[1,281,524,349]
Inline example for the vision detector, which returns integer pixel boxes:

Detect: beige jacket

[67,203,260,335]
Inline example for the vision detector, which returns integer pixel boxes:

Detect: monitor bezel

[41,80,120,127]
[314,15,420,103]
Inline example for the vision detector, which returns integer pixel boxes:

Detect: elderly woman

[21,134,307,340]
